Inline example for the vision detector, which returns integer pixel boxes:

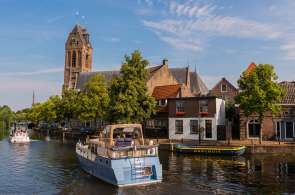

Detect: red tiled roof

[152,84,182,100]
[245,62,256,74]
[279,81,295,104]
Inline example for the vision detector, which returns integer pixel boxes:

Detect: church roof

[170,67,208,95]
[76,70,119,89]
[76,65,209,96]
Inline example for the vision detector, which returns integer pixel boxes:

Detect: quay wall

[158,142,295,155]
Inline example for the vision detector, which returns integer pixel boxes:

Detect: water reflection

[0,139,294,194]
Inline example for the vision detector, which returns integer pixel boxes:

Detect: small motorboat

[76,124,162,187]
[175,144,246,156]
[9,123,31,143]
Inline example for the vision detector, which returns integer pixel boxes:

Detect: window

[86,53,89,68]
[67,51,71,67]
[205,120,212,138]
[158,99,167,106]
[72,51,76,67]
[176,101,184,112]
[276,121,281,139]
[190,120,198,134]
[248,120,260,138]
[78,50,82,67]
[286,121,294,138]
[221,84,227,92]
[175,120,183,134]
[199,100,208,113]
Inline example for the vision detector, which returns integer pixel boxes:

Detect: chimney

[162,58,168,66]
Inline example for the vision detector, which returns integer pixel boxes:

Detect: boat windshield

[112,127,141,139]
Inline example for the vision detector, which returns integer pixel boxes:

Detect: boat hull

[175,144,246,156]
[9,136,30,144]
[76,153,162,187]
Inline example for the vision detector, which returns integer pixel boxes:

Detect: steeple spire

[32,91,35,107]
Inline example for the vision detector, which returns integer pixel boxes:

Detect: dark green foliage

[108,50,156,123]
[0,105,14,130]
[78,74,110,122]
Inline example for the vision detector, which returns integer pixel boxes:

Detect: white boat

[9,124,31,143]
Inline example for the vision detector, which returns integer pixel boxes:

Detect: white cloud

[142,0,295,60]
[169,1,216,17]
[0,67,63,76]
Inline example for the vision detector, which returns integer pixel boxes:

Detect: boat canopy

[102,124,144,146]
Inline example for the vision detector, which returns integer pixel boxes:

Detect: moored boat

[175,144,246,156]
[76,124,162,187]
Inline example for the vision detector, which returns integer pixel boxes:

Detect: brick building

[64,25,92,89]
[168,96,225,141]
[238,63,295,141]
[63,25,209,132]
[209,77,239,103]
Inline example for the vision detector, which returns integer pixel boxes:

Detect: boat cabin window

[112,127,141,139]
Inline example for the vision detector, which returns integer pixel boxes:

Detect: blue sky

[0,0,294,111]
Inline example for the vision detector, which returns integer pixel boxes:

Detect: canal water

[1,137,295,195]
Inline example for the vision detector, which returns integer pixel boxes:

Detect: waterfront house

[239,81,295,141]
[168,96,225,141]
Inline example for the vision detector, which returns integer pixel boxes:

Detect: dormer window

[221,84,227,92]
[158,99,167,106]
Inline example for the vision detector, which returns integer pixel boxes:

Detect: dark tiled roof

[152,84,182,100]
[76,71,119,89]
[189,72,209,95]
[170,67,208,95]
[149,65,164,74]
[76,65,209,95]
[169,67,187,84]
[279,81,295,104]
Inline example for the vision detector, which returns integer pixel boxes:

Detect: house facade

[209,77,239,103]
[168,97,225,141]
[239,81,295,141]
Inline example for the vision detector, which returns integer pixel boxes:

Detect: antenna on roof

[194,64,197,73]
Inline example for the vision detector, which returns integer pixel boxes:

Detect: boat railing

[80,138,159,159]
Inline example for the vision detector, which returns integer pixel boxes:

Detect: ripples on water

[0,137,295,195]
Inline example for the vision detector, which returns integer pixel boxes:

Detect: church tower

[64,24,92,89]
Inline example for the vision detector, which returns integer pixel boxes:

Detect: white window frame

[221,84,227,92]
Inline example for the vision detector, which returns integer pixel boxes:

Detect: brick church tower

[63,24,92,89]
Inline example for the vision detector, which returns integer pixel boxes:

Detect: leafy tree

[77,74,110,127]
[15,108,31,122]
[109,50,156,123]
[27,103,42,125]
[39,96,61,123]
[59,88,80,126]
[0,105,14,130]
[236,64,285,142]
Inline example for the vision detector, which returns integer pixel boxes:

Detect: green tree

[60,88,79,126]
[236,64,285,142]
[39,96,62,123]
[109,50,156,123]
[0,105,14,130]
[77,74,110,127]
[15,108,31,122]
[27,103,42,125]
